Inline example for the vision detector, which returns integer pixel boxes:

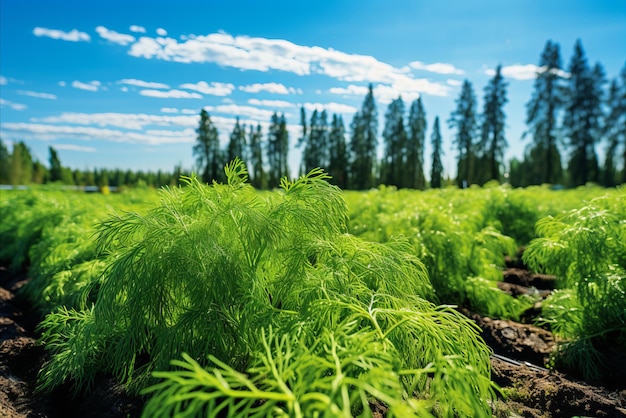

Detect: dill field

[1,163,625,417]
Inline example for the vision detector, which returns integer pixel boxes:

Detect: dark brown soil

[1,265,625,417]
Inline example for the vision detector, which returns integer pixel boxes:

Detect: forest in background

[1,39,624,190]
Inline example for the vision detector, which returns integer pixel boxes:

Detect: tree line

[1,39,623,191]
[0,141,185,189]
[195,39,625,189]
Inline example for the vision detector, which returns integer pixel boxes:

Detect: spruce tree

[349,84,378,190]
[381,96,406,187]
[267,113,289,188]
[193,109,222,184]
[227,117,247,166]
[48,146,63,183]
[563,40,605,186]
[524,40,565,185]
[448,80,478,187]
[249,123,265,189]
[0,140,11,184]
[479,64,508,183]
[407,97,427,189]
[430,116,444,188]
[328,114,348,189]
[300,109,330,174]
[602,62,626,186]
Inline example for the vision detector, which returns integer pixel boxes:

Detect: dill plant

[345,186,533,319]
[36,160,496,416]
[523,189,626,382]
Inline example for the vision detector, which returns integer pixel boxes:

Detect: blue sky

[1,0,625,177]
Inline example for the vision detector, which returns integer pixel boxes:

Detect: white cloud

[121,86,128,92]
[17,90,57,100]
[119,78,170,89]
[181,109,199,115]
[72,80,101,92]
[409,61,464,75]
[0,76,7,85]
[303,102,357,114]
[179,81,234,96]
[248,98,293,108]
[0,99,27,111]
[140,89,202,99]
[96,26,135,45]
[329,85,369,96]
[446,79,463,87]
[55,144,97,152]
[130,25,146,33]
[485,64,570,81]
[33,112,198,130]
[161,107,179,113]
[156,28,168,36]
[204,104,276,121]
[33,27,91,42]
[58,81,67,87]
[126,31,450,96]
[239,82,294,95]
[1,122,194,145]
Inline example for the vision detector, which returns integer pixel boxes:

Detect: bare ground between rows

[1,265,625,417]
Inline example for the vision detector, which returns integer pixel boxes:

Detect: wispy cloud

[72,80,101,92]
[0,99,27,111]
[239,82,299,95]
[55,144,97,152]
[17,90,58,100]
[156,28,168,36]
[179,81,234,96]
[302,102,357,114]
[126,31,450,97]
[161,107,180,113]
[329,85,369,96]
[329,84,420,105]
[1,122,195,145]
[33,112,197,130]
[33,27,90,42]
[248,98,293,108]
[119,78,170,89]
[129,25,146,33]
[96,26,135,45]
[409,61,464,75]
[204,104,276,121]
[447,79,463,87]
[0,76,7,85]
[485,64,570,81]
[140,89,202,99]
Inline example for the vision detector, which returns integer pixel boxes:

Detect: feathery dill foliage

[523,189,626,383]
[36,160,495,416]
[345,185,533,319]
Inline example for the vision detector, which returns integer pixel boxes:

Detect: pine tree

[349,84,378,189]
[227,117,247,166]
[448,80,478,187]
[328,114,348,189]
[524,40,565,185]
[563,40,605,186]
[9,141,34,185]
[0,140,10,184]
[300,109,330,174]
[193,109,223,184]
[602,62,626,186]
[407,97,427,189]
[48,146,63,183]
[249,123,265,189]
[267,113,289,188]
[479,64,508,183]
[381,96,406,187]
[430,116,444,188]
